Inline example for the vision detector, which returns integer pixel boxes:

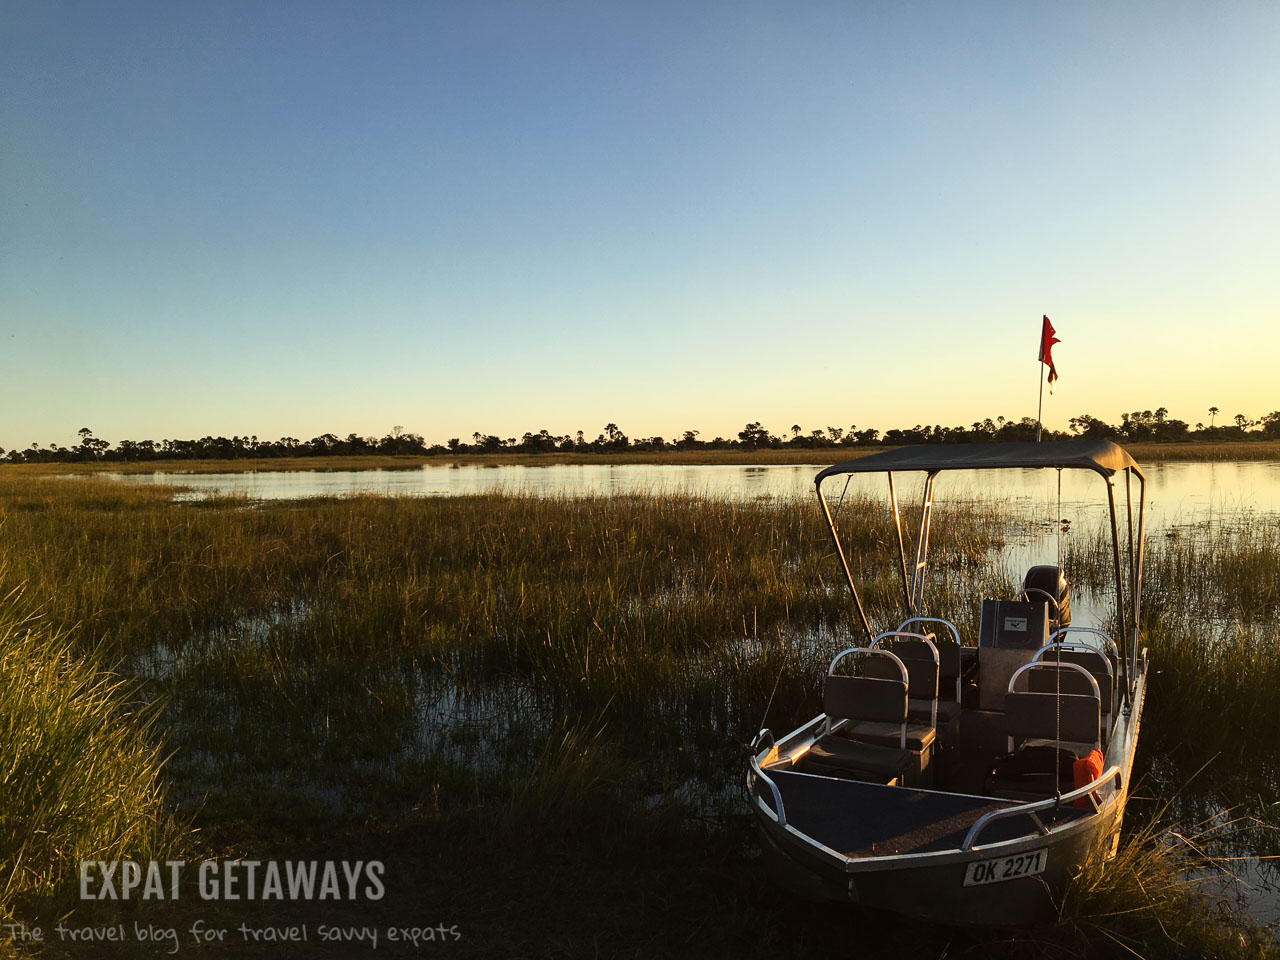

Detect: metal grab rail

[895,616,961,647]
[747,729,786,828]
[868,630,939,663]
[1007,660,1101,700]
[961,765,1123,850]
[1047,627,1119,664]
[1034,643,1114,681]
[750,728,776,758]
[828,644,911,678]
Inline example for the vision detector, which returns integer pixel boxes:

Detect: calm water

[105,459,1280,523]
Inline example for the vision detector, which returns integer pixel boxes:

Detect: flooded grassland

[1,466,1278,958]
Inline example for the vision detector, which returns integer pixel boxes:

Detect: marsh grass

[1055,793,1278,959]
[0,474,1014,806]
[20,440,1280,479]
[16,449,860,477]
[1125,441,1280,463]
[1062,515,1280,773]
[0,586,181,921]
[2,470,1278,954]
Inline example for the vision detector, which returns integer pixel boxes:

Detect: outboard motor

[1023,565,1070,628]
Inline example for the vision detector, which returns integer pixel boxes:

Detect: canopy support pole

[1105,478,1129,687]
[1131,470,1147,697]
[889,473,912,613]
[816,480,875,642]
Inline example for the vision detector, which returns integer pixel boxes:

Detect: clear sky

[3,1,1277,451]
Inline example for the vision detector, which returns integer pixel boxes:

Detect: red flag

[1038,315,1060,394]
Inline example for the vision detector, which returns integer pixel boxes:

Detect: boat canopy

[816,439,1143,484]
[813,438,1146,689]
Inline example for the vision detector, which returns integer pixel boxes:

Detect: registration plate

[962,849,1048,886]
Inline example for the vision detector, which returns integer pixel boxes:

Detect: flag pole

[1036,365,1045,442]
[1036,315,1058,443]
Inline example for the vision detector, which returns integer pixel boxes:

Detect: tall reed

[1056,797,1275,959]
[0,586,180,920]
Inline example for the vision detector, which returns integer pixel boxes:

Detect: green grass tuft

[0,586,182,920]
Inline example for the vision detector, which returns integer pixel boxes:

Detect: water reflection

[104,459,1280,518]
[108,463,833,501]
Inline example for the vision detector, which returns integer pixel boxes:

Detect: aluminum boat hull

[749,661,1145,927]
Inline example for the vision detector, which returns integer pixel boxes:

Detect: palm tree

[1209,406,1219,428]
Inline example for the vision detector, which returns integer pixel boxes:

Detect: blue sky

[3,1,1277,451]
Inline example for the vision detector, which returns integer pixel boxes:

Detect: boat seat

[865,640,947,737]
[894,618,971,735]
[918,702,960,749]
[1034,644,1115,735]
[1049,628,1120,680]
[985,662,1101,801]
[804,656,912,784]
[985,744,1077,800]
[805,735,910,784]
[844,719,936,753]
[1005,689,1100,754]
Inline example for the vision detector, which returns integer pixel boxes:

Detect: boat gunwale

[747,668,1147,871]
[749,774,1124,871]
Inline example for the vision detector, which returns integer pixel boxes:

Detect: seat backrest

[1005,661,1102,751]
[1004,692,1100,746]
[869,635,939,700]
[936,644,965,707]
[824,647,910,746]
[1049,628,1120,680]
[823,674,908,725]
[936,640,962,685]
[869,632,939,728]
[1034,645,1114,720]
[896,617,963,689]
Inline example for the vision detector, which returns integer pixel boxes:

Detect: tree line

[6,408,1280,464]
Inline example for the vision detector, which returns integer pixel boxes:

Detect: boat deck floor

[769,770,1090,860]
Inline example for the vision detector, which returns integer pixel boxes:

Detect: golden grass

[1,470,1277,955]
[7,439,1279,478]
[0,587,182,922]
[1123,441,1280,462]
[1055,793,1278,960]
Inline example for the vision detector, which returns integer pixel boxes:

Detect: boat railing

[749,742,1124,860]
[894,616,961,646]
[828,643,913,678]
[1047,627,1119,664]
[747,729,786,828]
[961,765,1123,851]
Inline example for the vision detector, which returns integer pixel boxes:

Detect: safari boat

[748,440,1147,926]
